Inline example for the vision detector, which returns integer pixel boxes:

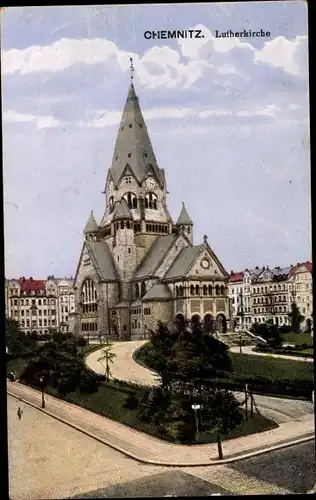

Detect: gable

[74,242,96,285]
[188,247,227,279]
[257,270,273,282]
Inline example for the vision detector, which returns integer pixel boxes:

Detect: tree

[289,302,304,333]
[97,338,117,380]
[205,388,244,459]
[6,317,37,357]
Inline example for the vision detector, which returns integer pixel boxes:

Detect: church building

[74,73,231,339]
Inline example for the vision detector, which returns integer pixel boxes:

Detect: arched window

[190,285,195,296]
[109,196,115,213]
[176,285,179,297]
[145,192,158,210]
[215,285,220,296]
[120,221,124,229]
[179,285,183,297]
[141,282,146,297]
[123,192,137,209]
[220,285,225,295]
[135,284,140,299]
[203,285,208,296]
[81,279,98,317]
[195,284,200,296]
[187,226,191,234]
[208,285,212,296]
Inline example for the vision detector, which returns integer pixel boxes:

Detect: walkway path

[229,345,314,362]
[8,380,314,469]
[86,341,314,424]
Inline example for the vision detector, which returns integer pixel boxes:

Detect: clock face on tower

[145,177,156,190]
[108,181,114,193]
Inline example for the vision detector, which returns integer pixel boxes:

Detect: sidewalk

[229,345,314,362]
[7,381,314,467]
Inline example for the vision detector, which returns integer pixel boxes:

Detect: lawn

[229,352,313,382]
[280,332,313,346]
[46,381,278,445]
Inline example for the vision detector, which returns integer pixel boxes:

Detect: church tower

[99,59,173,266]
[176,202,193,244]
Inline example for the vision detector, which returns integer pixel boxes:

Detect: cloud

[3,110,61,129]
[79,103,283,128]
[254,35,308,77]
[1,26,308,93]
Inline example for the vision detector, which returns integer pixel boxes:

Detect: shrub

[123,392,139,410]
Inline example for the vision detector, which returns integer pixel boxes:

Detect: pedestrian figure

[17,406,23,420]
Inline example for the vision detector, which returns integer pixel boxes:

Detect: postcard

[2,2,313,499]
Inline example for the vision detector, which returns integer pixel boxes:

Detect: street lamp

[36,373,46,409]
[191,403,201,441]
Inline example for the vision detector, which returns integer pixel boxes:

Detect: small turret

[84,211,98,241]
[176,202,193,243]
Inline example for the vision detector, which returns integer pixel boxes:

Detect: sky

[2,2,310,279]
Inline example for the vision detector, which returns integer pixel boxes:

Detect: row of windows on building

[81,322,98,332]
[175,284,226,297]
[8,289,50,296]
[254,316,289,324]
[230,287,251,294]
[131,308,142,315]
[253,295,287,304]
[60,306,69,313]
[11,309,57,316]
[145,223,169,234]
[252,284,288,293]
[253,306,287,314]
[143,308,151,316]
[10,298,56,306]
[19,318,56,327]
[109,192,159,213]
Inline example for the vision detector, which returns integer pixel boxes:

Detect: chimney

[30,277,33,281]
[230,270,234,275]
[263,266,265,271]
[255,266,259,270]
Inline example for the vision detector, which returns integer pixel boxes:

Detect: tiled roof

[19,278,46,293]
[176,202,193,225]
[108,83,164,187]
[289,261,312,276]
[229,272,244,283]
[135,234,176,279]
[142,283,173,301]
[112,198,133,221]
[85,241,117,281]
[84,211,98,233]
[163,245,204,280]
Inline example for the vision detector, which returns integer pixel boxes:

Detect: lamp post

[39,375,45,409]
[191,403,201,441]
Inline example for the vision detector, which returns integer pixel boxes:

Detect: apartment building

[229,263,313,329]
[5,276,75,335]
[288,261,313,330]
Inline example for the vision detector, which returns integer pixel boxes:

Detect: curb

[8,391,314,467]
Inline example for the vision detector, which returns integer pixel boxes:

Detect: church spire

[107,62,163,188]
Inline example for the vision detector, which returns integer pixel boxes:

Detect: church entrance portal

[191,314,201,326]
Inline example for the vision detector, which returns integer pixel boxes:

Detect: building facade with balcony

[288,261,313,331]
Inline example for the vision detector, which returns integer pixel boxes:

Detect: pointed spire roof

[112,198,133,221]
[84,211,98,233]
[176,202,193,225]
[109,83,164,186]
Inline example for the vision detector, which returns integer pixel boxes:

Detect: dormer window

[128,153,131,158]
[109,196,115,213]
[144,152,147,158]
[129,124,132,128]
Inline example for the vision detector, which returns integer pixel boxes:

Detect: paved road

[229,440,316,494]
[8,394,294,498]
[86,341,314,424]
[230,345,314,362]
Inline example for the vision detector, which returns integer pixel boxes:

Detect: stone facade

[74,82,231,340]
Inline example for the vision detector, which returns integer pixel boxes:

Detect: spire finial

[129,57,134,83]
[203,234,208,243]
